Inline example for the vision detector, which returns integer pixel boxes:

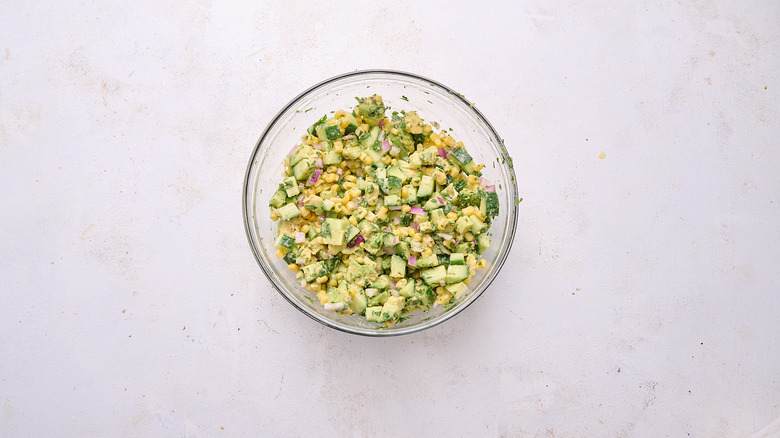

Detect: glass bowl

[243,70,519,336]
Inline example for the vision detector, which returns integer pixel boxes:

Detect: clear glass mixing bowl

[243,70,519,336]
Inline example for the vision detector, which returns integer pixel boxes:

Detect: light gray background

[2,1,779,437]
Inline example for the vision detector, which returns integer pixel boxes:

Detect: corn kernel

[434,171,447,185]
[335,109,347,118]
[391,128,399,135]
[349,216,358,226]
[472,164,484,171]
[288,263,299,272]
[468,175,480,184]
[401,186,409,198]
[334,204,344,213]
[362,155,373,165]
[328,278,338,287]
[443,136,455,146]
[317,290,328,304]
[275,249,286,259]
[464,277,471,285]
[423,124,432,133]
[412,234,422,242]
[334,141,343,153]
[402,205,411,213]
[348,188,361,198]
[421,248,433,257]
[462,206,476,216]
[433,138,442,147]
[299,207,310,217]
[449,167,460,177]
[438,218,450,230]
[270,211,280,221]
[435,286,447,295]
[446,212,458,221]
[476,259,486,270]
[436,292,452,304]
[316,275,329,284]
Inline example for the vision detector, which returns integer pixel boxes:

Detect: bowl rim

[243,69,519,336]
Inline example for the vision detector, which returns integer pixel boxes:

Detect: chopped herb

[401,95,409,102]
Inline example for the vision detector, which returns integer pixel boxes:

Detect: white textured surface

[1,1,779,436]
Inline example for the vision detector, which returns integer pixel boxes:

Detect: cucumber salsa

[270,95,499,325]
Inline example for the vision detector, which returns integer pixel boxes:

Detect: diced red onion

[438,148,447,159]
[485,185,496,192]
[385,227,392,233]
[408,255,417,267]
[288,144,298,157]
[392,236,399,245]
[409,206,425,216]
[437,197,445,205]
[307,169,322,185]
[378,119,385,128]
[382,140,391,152]
[348,235,365,248]
[295,232,305,244]
[479,177,490,188]
[437,233,453,241]
[389,206,403,211]
[313,142,324,150]
[314,158,324,168]
[412,221,420,232]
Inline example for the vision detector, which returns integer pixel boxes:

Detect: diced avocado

[437,253,450,265]
[289,145,313,167]
[360,126,381,148]
[452,242,472,254]
[345,262,378,284]
[321,218,348,245]
[423,195,444,211]
[446,264,470,284]
[292,158,313,181]
[364,233,384,255]
[455,216,472,235]
[301,261,328,283]
[389,255,406,278]
[415,255,439,268]
[367,290,389,307]
[445,281,468,298]
[370,275,391,290]
[326,281,348,303]
[384,195,400,206]
[394,241,410,259]
[269,185,287,208]
[344,113,359,135]
[381,296,405,322]
[322,148,343,165]
[274,234,295,250]
[421,265,447,286]
[381,255,392,271]
[485,191,499,217]
[414,283,435,309]
[470,215,488,234]
[449,253,465,265]
[277,203,301,221]
[429,208,446,225]
[418,175,434,198]
[350,288,367,315]
[443,183,458,202]
[408,151,422,169]
[420,146,439,165]
[303,195,323,214]
[345,225,360,246]
[356,95,386,127]
[365,306,384,322]
[322,199,335,212]
[386,165,407,184]
[477,234,490,254]
[282,176,299,197]
[398,279,415,298]
[364,148,384,167]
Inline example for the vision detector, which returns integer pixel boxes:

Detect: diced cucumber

[269,185,286,208]
[302,261,327,283]
[322,149,343,165]
[277,203,301,221]
[451,146,473,166]
[321,218,349,246]
[370,275,391,290]
[455,216,472,234]
[381,296,405,321]
[350,288,367,315]
[365,306,384,322]
[394,241,410,259]
[417,174,434,198]
[292,158,313,181]
[449,253,465,265]
[446,264,470,284]
[345,225,360,246]
[344,113,358,135]
[421,265,447,286]
[402,184,417,204]
[477,234,490,254]
[415,255,439,268]
[445,281,467,298]
[289,145,313,167]
[398,279,415,297]
[389,255,406,278]
[384,195,400,206]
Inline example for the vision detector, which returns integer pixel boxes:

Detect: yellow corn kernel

[317,290,328,304]
[362,155,373,165]
[275,249,286,259]
[434,171,447,185]
[328,278,338,287]
[334,203,344,213]
[301,224,310,233]
[412,233,422,242]
[299,207,310,217]
[423,124,432,133]
[476,259,486,270]
[335,109,347,118]
[421,248,433,257]
[433,138,442,147]
[472,164,484,171]
[343,182,355,191]
[349,216,358,226]
[436,292,452,304]
[464,277,472,285]
[435,286,447,295]
[348,188,361,198]
[287,263,299,272]
[443,136,455,146]
[462,206,476,216]
[437,218,450,230]
[446,212,458,221]
[468,175,480,184]
[402,205,411,213]
[270,211,280,221]
[391,127,399,135]
[316,275,329,284]
[449,166,460,177]
[401,186,409,199]
[396,279,408,289]
[313,185,324,194]
[345,175,357,183]
[334,141,343,153]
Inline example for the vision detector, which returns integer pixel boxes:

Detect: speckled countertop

[2,1,779,437]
